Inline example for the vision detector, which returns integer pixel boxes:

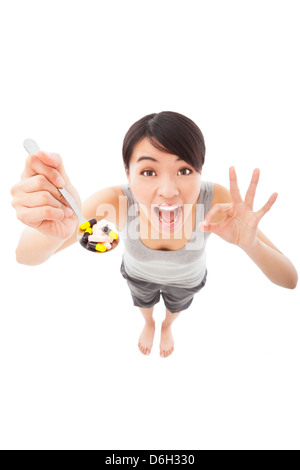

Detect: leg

[138,306,156,355]
[160,308,181,358]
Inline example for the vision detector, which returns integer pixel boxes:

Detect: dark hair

[122,111,206,174]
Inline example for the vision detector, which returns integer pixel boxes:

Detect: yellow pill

[80,221,90,230]
[85,227,93,235]
[95,243,106,252]
[108,230,118,240]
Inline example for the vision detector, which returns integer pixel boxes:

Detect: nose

[157,177,179,199]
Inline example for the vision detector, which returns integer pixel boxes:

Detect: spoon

[23,139,119,253]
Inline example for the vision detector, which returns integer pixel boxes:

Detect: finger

[229,166,243,204]
[23,153,65,188]
[37,151,70,185]
[200,203,232,225]
[244,168,260,209]
[16,206,66,226]
[15,190,71,211]
[198,219,221,234]
[20,174,69,204]
[198,203,232,233]
[33,150,60,169]
[255,192,278,221]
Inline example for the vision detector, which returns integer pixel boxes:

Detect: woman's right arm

[11,150,80,265]
[11,150,120,265]
[14,227,75,265]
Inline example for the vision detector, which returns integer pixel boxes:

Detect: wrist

[16,228,66,265]
[240,237,261,256]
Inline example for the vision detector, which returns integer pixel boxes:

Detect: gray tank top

[119,181,214,288]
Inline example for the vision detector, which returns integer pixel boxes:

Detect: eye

[140,168,193,177]
[178,168,193,175]
[140,170,156,177]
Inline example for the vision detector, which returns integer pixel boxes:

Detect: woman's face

[125,137,201,237]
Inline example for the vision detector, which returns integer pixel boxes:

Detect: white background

[1,0,299,450]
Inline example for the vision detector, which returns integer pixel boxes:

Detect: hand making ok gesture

[199,167,278,250]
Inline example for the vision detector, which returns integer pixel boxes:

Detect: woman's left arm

[243,228,298,289]
[199,167,298,289]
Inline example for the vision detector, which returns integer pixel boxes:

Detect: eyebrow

[136,155,184,163]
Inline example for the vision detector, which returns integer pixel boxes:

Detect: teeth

[154,205,182,226]
[157,205,180,211]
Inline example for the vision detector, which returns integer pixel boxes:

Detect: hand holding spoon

[23,139,119,253]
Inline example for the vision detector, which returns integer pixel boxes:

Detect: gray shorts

[120,260,207,314]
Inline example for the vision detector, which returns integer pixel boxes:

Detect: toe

[164,347,174,357]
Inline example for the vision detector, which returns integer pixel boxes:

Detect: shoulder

[211,183,232,205]
[112,185,127,199]
[210,183,232,223]
[82,185,128,231]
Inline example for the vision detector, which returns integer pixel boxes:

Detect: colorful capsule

[80,234,88,247]
[79,218,97,231]
[86,241,107,252]
[101,225,118,240]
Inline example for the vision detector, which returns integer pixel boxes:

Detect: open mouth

[153,205,182,228]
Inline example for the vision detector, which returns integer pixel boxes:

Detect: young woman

[11,111,298,358]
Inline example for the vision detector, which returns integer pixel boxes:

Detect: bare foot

[138,322,155,355]
[160,324,174,358]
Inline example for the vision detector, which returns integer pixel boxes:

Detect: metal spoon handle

[23,138,86,225]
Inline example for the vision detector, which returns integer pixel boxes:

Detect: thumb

[198,219,214,233]
[37,151,70,185]
[199,203,232,233]
[198,218,225,235]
